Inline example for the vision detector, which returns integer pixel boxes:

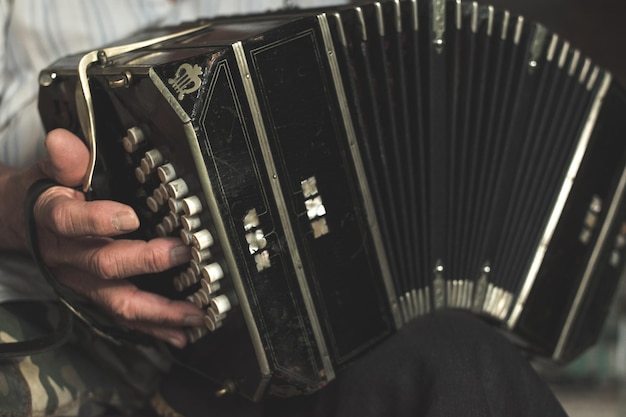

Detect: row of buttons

[122,126,232,340]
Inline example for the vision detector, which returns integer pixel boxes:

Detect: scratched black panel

[196,57,327,392]
[245,20,394,365]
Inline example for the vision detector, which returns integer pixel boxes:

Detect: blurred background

[540,279,626,417]
[474,1,626,415]
[478,0,626,86]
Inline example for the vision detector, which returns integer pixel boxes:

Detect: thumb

[38,129,90,187]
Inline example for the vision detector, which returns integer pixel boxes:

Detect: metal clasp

[75,24,211,193]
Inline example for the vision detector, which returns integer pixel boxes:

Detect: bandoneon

[38,0,626,401]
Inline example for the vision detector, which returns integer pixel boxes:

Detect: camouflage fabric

[0,301,167,417]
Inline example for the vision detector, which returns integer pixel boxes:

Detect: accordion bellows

[38,0,626,400]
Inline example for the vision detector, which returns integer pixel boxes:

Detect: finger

[56,268,204,347]
[37,129,90,187]
[53,236,191,279]
[124,321,191,349]
[35,187,139,237]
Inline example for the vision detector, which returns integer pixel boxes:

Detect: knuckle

[91,250,122,280]
[36,188,77,234]
[109,294,139,322]
[47,199,73,233]
[141,245,170,273]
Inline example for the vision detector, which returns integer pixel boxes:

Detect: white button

[155,223,168,237]
[169,198,184,213]
[173,274,186,292]
[201,262,224,283]
[203,315,223,332]
[188,288,211,308]
[201,278,221,294]
[123,137,137,153]
[192,247,211,263]
[134,167,147,183]
[158,163,177,183]
[192,229,214,250]
[181,215,202,231]
[163,212,180,233]
[167,178,189,199]
[140,158,151,174]
[159,183,170,199]
[146,196,161,213]
[188,259,204,276]
[153,187,166,206]
[186,326,208,342]
[180,229,194,246]
[206,306,227,322]
[144,149,164,170]
[210,294,231,315]
[182,269,198,288]
[123,126,145,153]
[183,195,203,216]
[127,126,145,145]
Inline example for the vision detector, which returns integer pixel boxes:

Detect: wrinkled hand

[6,129,203,348]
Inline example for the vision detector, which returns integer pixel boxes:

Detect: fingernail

[184,314,204,327]
[168,335,186,349]
[112,212,139,232]
[170,245,191,264]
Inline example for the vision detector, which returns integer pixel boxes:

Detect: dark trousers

[160,310,569,417]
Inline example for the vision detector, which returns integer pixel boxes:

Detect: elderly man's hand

[2,129,204,348]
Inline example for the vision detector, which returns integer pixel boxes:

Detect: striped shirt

[0,0,342,167]
[0,0,343,302]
